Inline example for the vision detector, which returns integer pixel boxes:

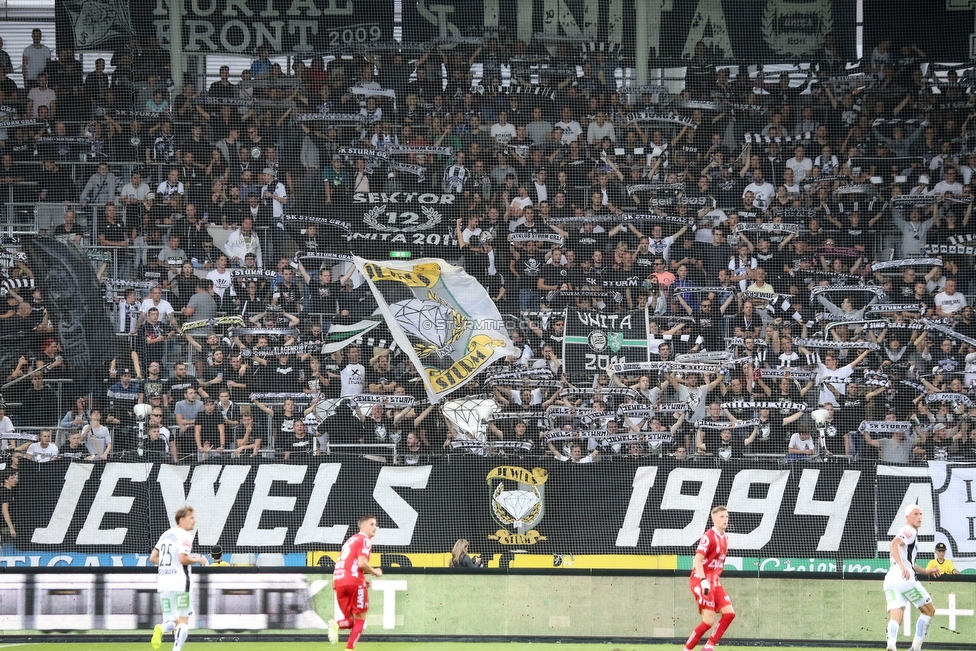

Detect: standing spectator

[259,168,287,262]
[0,37,13,75]
[1,471,16,542]
[81,410,113,460]
[22,28,51,88]
[26,73,56,117]
[21,373,58,427]
[80,162,118,206]
[174,387,205,455]
[340,345,365,397]
[194,396,225,460]
[25,428,57,462]
[225,219,263,267]
[182,279,218,337]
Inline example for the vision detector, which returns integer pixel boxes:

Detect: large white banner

[929,461,976,558]
[353,257,516,403]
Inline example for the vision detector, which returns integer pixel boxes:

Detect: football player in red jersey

[329,515,383,648]
[684,505,735,651]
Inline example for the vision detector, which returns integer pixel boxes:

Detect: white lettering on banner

[31,463,94,544]
[794,469,861,552]
[877,481,935,554]
[651,468,721,547]
[573,311,634,330]
[372,466,432,546]
[353,193,455,205]
[726,469,790,550]
[237,464,306,547]
[931,461,976,556]
[615,465,658,547]
[294,463,348,545]
[936,593,975,631]
[682,0,732,58]
[373,580,409,629]
[157,464,250,546]
[77,463,152,545]
[417,0,623,54]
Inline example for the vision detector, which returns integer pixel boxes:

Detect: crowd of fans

[0,27,974,482]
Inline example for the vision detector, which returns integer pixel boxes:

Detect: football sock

[685,621,712,650]
[346,618,365,650]
[707,612,736,646]
[161,621,176,634]
[338,618,353,629]
[887,619,900,644]
[172,624,188,651]
[913,614,931,649]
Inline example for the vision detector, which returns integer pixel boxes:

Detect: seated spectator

[25,428,57,462]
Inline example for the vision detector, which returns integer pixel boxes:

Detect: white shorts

[883,570,932,610]
[160,591,193,620]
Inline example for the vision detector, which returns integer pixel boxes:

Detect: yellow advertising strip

[306,551,677,570]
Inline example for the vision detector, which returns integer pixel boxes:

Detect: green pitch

[0,645,942,651]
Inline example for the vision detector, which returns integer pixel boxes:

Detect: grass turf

[0,645,895,651]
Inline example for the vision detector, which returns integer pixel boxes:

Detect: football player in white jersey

[150,506,209,651]
[884,504,940,651]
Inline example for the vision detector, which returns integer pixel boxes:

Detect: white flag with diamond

[353,256,517,403]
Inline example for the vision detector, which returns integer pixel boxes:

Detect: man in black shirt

[194,397,226,459]
[1,471,17,541]
[165,362,196,407]
[282,418,313,460]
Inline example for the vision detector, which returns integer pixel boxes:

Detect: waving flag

[353,256,516,403]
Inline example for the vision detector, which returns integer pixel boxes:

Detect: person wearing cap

[925,542,959,575]
[210,545,230,566]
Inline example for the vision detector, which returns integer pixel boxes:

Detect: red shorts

[335,582,369,617]
[689,576,730,613]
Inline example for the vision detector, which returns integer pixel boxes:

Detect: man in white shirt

[26,73,56,117]
[933,167,963,198]
[141,285,180,328]
[490,111,517,146]
[206,254,236,308]
[554,106,582,144]
[743,168,776,208]
[225,218,263,267]
[25,428,57,462]
[339,345,365,397]
[157,168,186,211]
[935,278,967,318]
[22,29,51,88]
[586,111,616,144]
[785,145,813,183]
[150,506,208,651]
[118,170,150,206]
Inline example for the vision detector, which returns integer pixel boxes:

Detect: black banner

[57,0,393,54]
[865,1,974,62]
[26,237,116,396]
[348,191,458,256]
[15,458,876,557]
[403,0,854,62]
[562,309,648,378]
